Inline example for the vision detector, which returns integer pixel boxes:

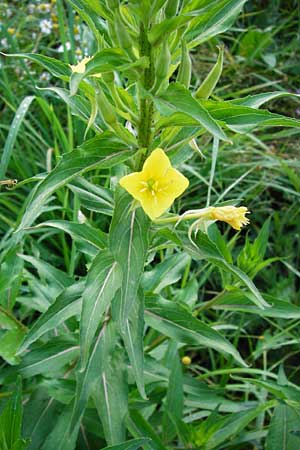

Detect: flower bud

[177,39,191,88]
[155,39,171,82]
[115,12,133,53]
[97,89,117,126]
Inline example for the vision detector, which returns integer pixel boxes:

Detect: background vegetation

[0,1,300,449]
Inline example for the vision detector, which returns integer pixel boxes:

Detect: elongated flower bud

[177,39,191,88]
[155,39,171,81]
[97,89,117,126]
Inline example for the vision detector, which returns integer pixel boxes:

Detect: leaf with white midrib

[145,295,246,367]
[80,250,122,369]
[109,189,149,329]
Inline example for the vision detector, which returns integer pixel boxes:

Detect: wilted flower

[69,56,92,73]
[209,206,250,230]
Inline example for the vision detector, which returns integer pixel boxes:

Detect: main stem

[137,22,154,167]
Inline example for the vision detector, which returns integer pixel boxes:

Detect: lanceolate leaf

[0,338,79,382]
[0,378,28,449]
[101,438,152,450]
[70,48,130,95]
[123,290,146,399]
[80,250,122,369]
[94,348,128,445]
[1,52,71,79]
[71,322,117,431]
[148,15,193,46]
[145,295,246,367]
[265,403,300,450]
[213,291,300,319]
[230,91,300,109]
[184,0,248,48]
[15,132,133,233]
[202,99,300,133]
[31,220,108,252]
[18,283,84,353]
[42,404,80,450]
[181,231,270,309]
[0,96,35,179]
[109,189,150,330]
[155,83,229,141]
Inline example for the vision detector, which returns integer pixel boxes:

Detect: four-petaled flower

[209,205,250,230]
[119,148,189,220]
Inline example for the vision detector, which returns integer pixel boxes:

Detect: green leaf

[18,283,84,353]
[155,83,229,141]
[101,438,152,450]
[213,291,300,319]
[181,231,270,309]
[145,294,246,366]
[31,220,107,254]
[202,99,300,133]
[126,409,167,450]
[142,252,190,293]
[68,177,114,216]
[195,45,224,99]
[0,329,25,365]
[231,91,300,109]
[18,254,74,291]
[80,250,122,369]
[37,87,100,130]
[71,322,117,431]
[0,338,79,382]
[162,345,183,443]
[41,404,80,450]
[184,0,248,48]
[265,403,300,450]
[123,290,146,399]
[0,378,24,449]
[70,48,129,95]
[0,96,35,179]
[1,52,70,79]
[94,348,128,445]
[148,15,193,46]
[109,189,149,329]
[203,402,275,449]
[15,132,133,233]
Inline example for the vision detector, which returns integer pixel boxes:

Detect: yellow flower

[7,27,15,35]
[69,56,92,74]
[209,205,250,230]
[119,148,189,220]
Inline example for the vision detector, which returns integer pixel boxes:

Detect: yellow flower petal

[119,172,145,202]
[160,167,189,198]
[119,148,189,220]
[142,148,171,179]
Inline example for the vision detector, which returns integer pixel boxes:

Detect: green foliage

[1,0,300,449]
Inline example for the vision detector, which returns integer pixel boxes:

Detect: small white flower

[57,41,71,53]
[40,19,52,35]
[39,71,51,82]
[37,3,51,14]
[28,3,35,14]
[1,38,8,49]
[7,8,12,17]
[78,210,87,224]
